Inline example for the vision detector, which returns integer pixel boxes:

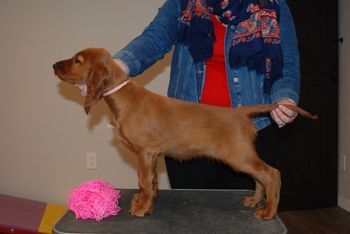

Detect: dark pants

[165,124,279,190]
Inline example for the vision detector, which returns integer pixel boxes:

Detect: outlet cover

[340,153,346,171]
[86,152,97,169]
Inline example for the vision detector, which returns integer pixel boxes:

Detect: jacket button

[233,77,239,83]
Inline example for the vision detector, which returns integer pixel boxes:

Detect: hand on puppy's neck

[113,59,129,76]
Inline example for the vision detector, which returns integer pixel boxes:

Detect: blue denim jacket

[114,0,300,131]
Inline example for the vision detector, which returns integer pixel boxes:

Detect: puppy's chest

[110,116,136,151]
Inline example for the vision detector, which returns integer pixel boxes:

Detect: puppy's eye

[74,57,81,64]
[74,55,84,64]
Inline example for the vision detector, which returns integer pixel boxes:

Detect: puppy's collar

[103,80,129,97]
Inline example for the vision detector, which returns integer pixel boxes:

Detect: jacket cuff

[113,50,140,77]
[270,87,299,104]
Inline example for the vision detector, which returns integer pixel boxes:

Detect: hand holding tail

[271,99,298,128]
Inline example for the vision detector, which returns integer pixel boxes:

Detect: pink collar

[103,80,129,97]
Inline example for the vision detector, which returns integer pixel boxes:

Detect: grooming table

[0,194,67,234]
[53,189,286,234]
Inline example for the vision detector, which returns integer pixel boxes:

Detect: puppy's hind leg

[253,166,281,220]
[130,150,159,217]
[221,147,281,220]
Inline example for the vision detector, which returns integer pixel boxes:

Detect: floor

[279,207,350,234]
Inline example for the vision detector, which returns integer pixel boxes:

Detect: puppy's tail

[238,104,318,120]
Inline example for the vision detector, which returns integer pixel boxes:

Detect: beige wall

[0,0,171,205]
[339,0,350,212]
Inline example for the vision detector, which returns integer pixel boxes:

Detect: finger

[278,105,298,118]
[275,108,294,124]
[279,107,297,123]
[278,123,286,128]
[271,110,285,127]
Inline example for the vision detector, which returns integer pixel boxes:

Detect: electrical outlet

[86,152,97,169]
[340,153,346,171]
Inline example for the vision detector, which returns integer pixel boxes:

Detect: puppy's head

[53,48,126,114]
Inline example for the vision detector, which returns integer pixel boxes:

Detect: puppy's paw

[129,206,150,217]
[129,193,154,217]
[243,195,262,208]
[254,205,276,220]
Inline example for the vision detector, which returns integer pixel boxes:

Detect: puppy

[53,48,317,220]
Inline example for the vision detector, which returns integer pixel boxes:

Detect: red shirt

[200,15,231,108]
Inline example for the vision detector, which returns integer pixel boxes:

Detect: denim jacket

[114,0,300,131]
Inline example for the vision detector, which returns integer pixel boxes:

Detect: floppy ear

[84,64,110,114]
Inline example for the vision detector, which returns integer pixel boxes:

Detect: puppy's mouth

[54,71,84,85]
[53,63,81,85]
[53,62,87,96]
[55,75,77,85]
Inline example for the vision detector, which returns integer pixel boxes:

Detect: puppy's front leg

[130,152,158,217]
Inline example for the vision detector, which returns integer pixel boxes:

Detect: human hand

[113,59,129,76]
[270,99,298,128]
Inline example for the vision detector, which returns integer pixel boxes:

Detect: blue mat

[53,189,287,234]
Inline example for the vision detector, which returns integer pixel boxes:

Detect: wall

[339,0,350,212]
[0,0,171,205]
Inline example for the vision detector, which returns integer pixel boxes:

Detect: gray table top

[53,189,286,234]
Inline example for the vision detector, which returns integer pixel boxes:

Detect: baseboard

[338,196,350,212]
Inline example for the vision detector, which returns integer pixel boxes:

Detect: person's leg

[255,124,279,168]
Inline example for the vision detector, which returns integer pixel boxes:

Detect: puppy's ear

[84,64,110,114]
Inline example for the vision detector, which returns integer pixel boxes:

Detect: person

[111,0,300,189]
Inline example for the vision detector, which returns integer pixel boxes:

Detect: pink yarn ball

[68,179,121,221]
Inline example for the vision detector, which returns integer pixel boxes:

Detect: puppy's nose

[52,62,61,70]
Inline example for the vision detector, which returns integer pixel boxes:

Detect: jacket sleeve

[113,0,180,77]
[270,0,301,104]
